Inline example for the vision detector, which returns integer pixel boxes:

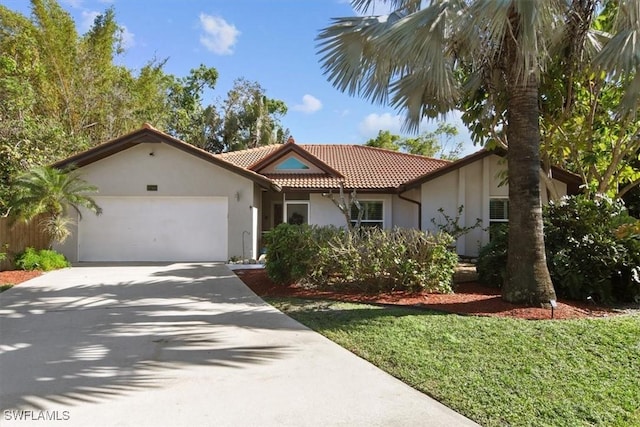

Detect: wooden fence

[0,216,50,270]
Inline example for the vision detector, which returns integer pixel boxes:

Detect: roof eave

[51,126,279,191]
[398,147,583,192]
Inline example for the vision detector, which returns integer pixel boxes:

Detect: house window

[489,198,508,239]
[275,157,310,170]
[351,201,383,228]
[285,202,309,225]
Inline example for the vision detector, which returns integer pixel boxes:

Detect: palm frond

[592,0,640,115]
[9,166,101,242]
[317,14,400,104]
[350,0,422,15]
[619,71,640,118]
[318,1,465,130]
[462,0,564,82]
[40,215,74,244]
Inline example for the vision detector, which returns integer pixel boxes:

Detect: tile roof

[216,145,282,168]
[215,144,450,191]
[264,174,344,189]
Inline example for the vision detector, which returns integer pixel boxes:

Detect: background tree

[537,2,640,199]
[220,78,289,152]
[401,123,462,159]
[365,123,463,159]
[165,64,221,151]
[365,130,401,150]
[0,2,168,213]
[318,0,639,306]
[0,0,288,216]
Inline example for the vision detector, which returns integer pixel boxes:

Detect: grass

[0,284,13,293]
[268,298,640,427]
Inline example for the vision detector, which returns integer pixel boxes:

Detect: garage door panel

[79,197,227,262]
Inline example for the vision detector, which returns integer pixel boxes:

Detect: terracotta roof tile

[216,145,283,168]
[265,174,344,189]
[303,145,449,189]
[215,144,450,191]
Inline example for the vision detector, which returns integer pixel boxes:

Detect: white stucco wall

[307,193,394,229]
[56,142,256,262]
[309,194,348,228]
[393,188,421,229]
[421,154,569,257]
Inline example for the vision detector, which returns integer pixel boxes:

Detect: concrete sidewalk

[0,263,479,426]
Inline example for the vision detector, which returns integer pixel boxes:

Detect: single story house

[53,124,581,262]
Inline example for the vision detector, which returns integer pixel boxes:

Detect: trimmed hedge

[264,224,457,293]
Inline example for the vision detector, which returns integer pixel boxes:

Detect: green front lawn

[268,298,640,427]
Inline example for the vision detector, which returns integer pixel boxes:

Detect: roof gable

[399,148,583,194]
[52,124,279,190]
[248,141,344,178]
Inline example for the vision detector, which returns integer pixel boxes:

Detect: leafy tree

[220,78,289,152]
[542,76,640,198]
[0,1,172,213]
[10,166,102,245]
[317,0,639,306]
[165,64,220,151]
[365,123,463,159]
[165,72,289,153]
[401,123,463,159]
[365,130,401,150]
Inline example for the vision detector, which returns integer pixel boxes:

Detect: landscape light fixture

[549,299,557,319]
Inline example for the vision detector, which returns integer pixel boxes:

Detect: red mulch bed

[234,268,621,320]
[0,270,42,285]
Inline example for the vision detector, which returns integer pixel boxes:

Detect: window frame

[275,157,310,171]
[489,198,509,224]
[284,201,310,225]
[488,198,509,240]
[350,200,384,228]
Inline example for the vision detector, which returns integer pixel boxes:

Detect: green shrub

[265,224,458,293]
[476,224,508,288]
[476,195,640,303]
[263,224,323,285]
[312,227,457,293]
[15,247,70,271]
[545,195,638,303]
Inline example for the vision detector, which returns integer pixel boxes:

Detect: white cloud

[358,112,403,138]
[80,10,100,32]
[293,94,323,114]
[119,25,136,49]
[199,13,240,55]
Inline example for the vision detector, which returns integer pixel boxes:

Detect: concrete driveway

[0,264,478,426]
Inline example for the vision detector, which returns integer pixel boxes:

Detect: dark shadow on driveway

[0,264,302,410]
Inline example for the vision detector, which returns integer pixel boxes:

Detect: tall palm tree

[10,166,102,245]
[317,0,639,306]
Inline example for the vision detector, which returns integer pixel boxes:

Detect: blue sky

[5,0,477,155]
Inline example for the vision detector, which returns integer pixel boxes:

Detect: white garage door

[78,197,228,262]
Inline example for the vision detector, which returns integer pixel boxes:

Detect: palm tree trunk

[503,71,557,306]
